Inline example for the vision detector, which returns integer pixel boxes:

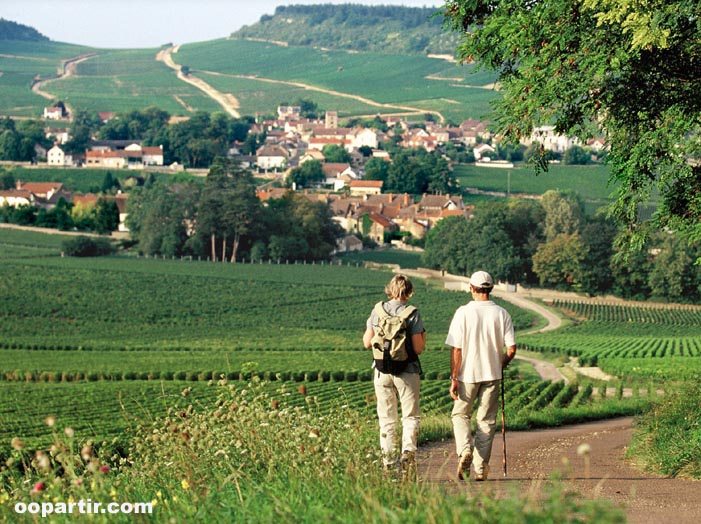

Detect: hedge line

[0,369,453,383]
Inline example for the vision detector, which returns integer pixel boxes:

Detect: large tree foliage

[443,0,701,250]
[197,158,261,262]
[422,200,541,282]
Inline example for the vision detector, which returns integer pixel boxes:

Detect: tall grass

[0,379,626,523]
[627,383,701,479]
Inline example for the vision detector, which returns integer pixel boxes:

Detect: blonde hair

[385,274,414,300]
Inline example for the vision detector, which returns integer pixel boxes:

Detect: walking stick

[501,376,507,477]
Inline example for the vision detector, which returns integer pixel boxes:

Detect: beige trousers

[451,380,500,475]
[374,369,421,465]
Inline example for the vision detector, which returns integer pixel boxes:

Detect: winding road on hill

[156,46,241,118]
[156,44,444,122]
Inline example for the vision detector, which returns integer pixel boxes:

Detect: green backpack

[370,301,417,375]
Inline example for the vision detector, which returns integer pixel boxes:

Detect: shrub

[62,236,115,257]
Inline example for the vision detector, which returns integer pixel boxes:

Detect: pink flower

[99,465,110,474]
[31,481,45,494]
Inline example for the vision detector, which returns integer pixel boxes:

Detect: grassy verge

[627,383,701,479]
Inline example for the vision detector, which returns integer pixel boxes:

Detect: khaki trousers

[374,369,420,465]
[451,380,499,475]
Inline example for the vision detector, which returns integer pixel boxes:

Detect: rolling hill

[0,5,497,122]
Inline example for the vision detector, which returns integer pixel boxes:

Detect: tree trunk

[230,232,240,263]
[210,233,216,262]
[221,234,227,263]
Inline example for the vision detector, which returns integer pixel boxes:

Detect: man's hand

[449,378,459,400]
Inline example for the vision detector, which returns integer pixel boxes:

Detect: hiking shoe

[400,451,416,481]
[475,465,489,482]
[456,450,473,480]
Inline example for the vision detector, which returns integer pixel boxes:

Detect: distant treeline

[0,18,49,41]
[235,4,458,55]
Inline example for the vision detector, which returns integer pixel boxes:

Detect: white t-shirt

[445,300,515,383]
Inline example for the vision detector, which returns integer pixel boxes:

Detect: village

[1,103,605,249]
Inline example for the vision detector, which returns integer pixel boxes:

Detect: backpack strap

[373,302,416,321]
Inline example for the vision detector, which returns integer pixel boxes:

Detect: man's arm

[449,346,462,400]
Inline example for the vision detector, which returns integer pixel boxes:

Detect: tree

[532,233,589,289]
[126,180,199,257]
[578,215,618,295]
[197,157,260,262]
[443,0,701,251]
[563,145,590,165]
[322,144,351,163]
[648,233,701,303]
[93,199,120,235]
[287,160,324,189]
[363,157,390,182]
[540,190,584,242]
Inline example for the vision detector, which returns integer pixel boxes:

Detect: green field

[0,38,498,121]
[0,228,655,463]
[177,39,499,121]
[521,300,701,382]
[456,163,616,198]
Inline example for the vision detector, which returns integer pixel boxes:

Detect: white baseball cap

[469,270,494,289]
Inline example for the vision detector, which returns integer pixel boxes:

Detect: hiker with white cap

[445,270,516,481]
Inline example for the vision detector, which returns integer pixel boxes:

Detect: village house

[349,179,383,196]
[47,145,73,167]
[43,105,65,120]
[277,105,301,120]
[459,119,492,145]
[4,182,71,210]
[334,234,363,254]
[0,189,33,208]
[45,127,70,145]
[321,163,358,191]
[524,125,580,152]
[473,143,497,161]
[84,144,164,169]
[256,144,290,171]
[402,128,438,152]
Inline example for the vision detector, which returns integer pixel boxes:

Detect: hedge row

[0,369,453,383]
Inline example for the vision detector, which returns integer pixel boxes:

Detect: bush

[62,236,114,257]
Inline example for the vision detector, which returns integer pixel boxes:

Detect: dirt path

[31,53,97,118]
[418,417,700,524]
[156,46,241,118]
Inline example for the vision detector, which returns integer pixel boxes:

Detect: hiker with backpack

[362,274,426,475]
[446,270,516,481]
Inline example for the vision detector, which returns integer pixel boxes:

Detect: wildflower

[309,428,320,438]
[35,451,51,472]
[64,427,75,438]
[10,437,24,450]
[81,445,92,461]
[577,443,591,456]
[45,416,56,427]
[31,481,45,494]
[181,479,190,490]
[99,465,110,474]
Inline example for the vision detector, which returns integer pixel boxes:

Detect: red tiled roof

[349,180,383,188]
